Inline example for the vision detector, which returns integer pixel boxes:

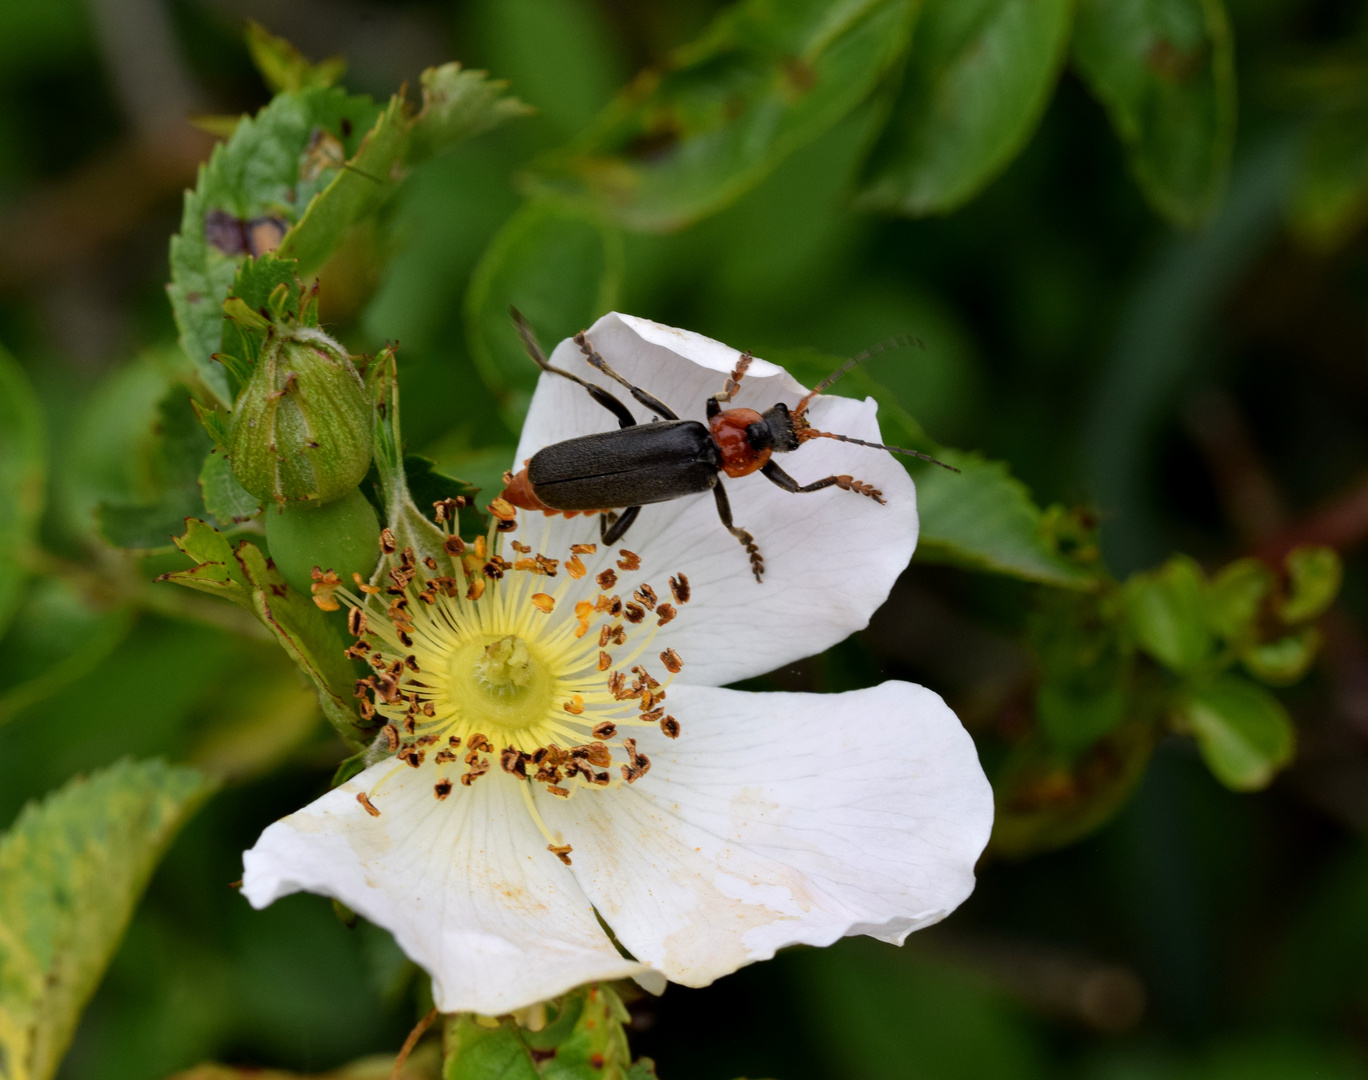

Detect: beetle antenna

[792,335,924,419]
[798,428,959,472]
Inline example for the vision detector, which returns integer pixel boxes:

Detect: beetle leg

[512,308,636,428]
[575,332,680,421]
[711,481,764,582]
[712,351,753,403]
[601,506,642,545]
[761,460,886,505]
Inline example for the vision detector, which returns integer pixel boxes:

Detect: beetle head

[745,402,801,454]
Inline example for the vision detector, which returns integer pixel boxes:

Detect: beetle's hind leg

[711,481,764,582]
[600,506,641,545]
[574,331,680,421]
[511,308,636,428]
[761,460,886,505]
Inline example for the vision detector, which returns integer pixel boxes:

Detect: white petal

[240,760,647,1014]
[538,681,992,988]
[511,313,918,686]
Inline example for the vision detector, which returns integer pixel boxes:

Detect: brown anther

[571,543,597,555]
[353,572,381,595]
[548,843,574,866]
[582,742,612,768]
[547,785,570,798]
[460,758,491,786]
[669,574,691,604]
[634,584,657,610]
[424,556,439,570]
[607,671,630,699]
[511,541,531,554]
[617,550,641,571]
[417,588,436,605]
[466,577,485,601]
[347,607,368,636]
[592,721,617,740]
[434,779,453,800]
[657,603,677,626]
[535,555,559,577]
[607,596,623,617]
[660,648,683,674]
[624,603,645,624]
[564,695,584,715]
[660,716,680,738]
[397,630,414,648]
[399,747,425,768]
[382,724,400,751]
[598,651,612,672]
[416,734,440,746]
[369,652,388,671]
[404,654,420,672]
[356,792,381,817]
[599,623,626,648]
[500,747,528,778]
[474,536,487,559]
[358,699,375,720]
[379,528,398,554]
[482,559,506,580]
[487,497,517,521]
[566,555,587,579]
[343,643,370,661]
[310,568,342,611]
[468,733,493,753]
[531,592,555,614]
[587,770,610,786]
[422,701,435,717]
[444,534,465,556]
[512,558,541,573]
[596,568,617,591]
[448,735,462,747]
[404,715,417,734]
[435,749,456,765]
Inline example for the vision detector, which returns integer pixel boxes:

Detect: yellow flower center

[339,523,690,807]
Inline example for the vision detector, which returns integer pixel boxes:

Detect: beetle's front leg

[760,460,886,505]
[601,506,641,545]
[711,480,764,582]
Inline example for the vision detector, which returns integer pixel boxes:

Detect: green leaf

[1122,554,1211,673]
[1071,0,1236,228]
[1279,545,1341,623]
[0,578,134,728]
[1242,626,1321,688]
[1182,674,1295,791]
[442,985,637,1080]
[168,87,383,402]
[158,518,252,605]
[245,20,346,94]
[405,63,535,167]
[913,450,1098,588]
[97,386,214,551]
[466,202,622,429]
[0,345,45,640]
[0,759,214,1080]
[198,450,260,526]
[1205,556,1273,643]
[523,0,916,231]
[858,0,1074,216]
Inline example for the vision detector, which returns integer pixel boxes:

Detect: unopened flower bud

[227,325,372,505]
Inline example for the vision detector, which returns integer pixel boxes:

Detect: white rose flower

[240,313,994,1015]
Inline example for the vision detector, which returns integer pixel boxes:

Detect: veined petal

[512,312,918,686]
[537,681,992,987]
[240,759,648,1014]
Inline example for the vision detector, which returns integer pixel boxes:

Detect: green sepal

[191,398,231,449]
[199,449,261,526]
[367,348,452,571]
[1031,589,1134,755]
[1205,557,1274,645]
[332,747,369,787]
[406,63,535,166]
[1242,626,1322,688]
[442,985,639,1080]
[158,519,369,746]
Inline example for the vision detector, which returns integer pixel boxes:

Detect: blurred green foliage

[2,0,1368,1079]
